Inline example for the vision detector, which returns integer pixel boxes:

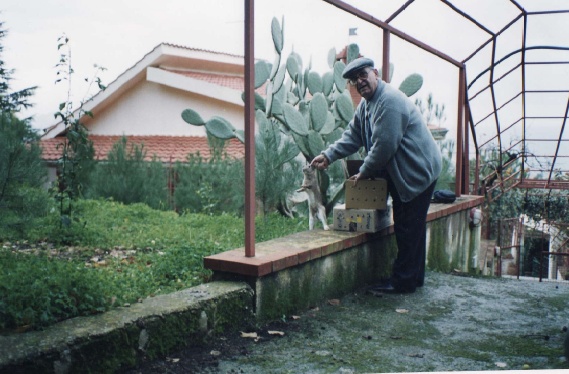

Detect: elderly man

[311,57,442,293]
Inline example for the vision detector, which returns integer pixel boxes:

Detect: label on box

[333,204,392,233]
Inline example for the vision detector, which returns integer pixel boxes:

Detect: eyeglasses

[348,69,370,86]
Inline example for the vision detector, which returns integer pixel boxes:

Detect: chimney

[336,46,364,107]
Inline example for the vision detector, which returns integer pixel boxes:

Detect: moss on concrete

[254,240,398,321]
[427,219,452,273]
[0,282,253,373]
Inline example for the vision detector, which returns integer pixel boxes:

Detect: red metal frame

[241,0,569,256]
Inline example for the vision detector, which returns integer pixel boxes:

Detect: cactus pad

[235,129,245,143]
[286,54,300,82]
[272,63,287,93]
[399,73,423,97]
[255,60,271,89]
[181,109,205,126]
[307,130,325,158]
[327,48,336,69]
[325,128,344,144]
[319,112,337,135]
[205,116,236,140]
[322,72,334,96]
[335,92,354,122]
[310,93,328,132]
[333,61,346,93]
[347,43,359,64]
[283,103,309,135]
[271,17,284,54]
[307,71,323,95]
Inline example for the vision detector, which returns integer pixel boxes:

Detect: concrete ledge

[0,282,253,374]
[205,195,484,277]
[207,195,484,321]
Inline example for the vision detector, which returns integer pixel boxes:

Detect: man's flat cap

[342,57,374,79]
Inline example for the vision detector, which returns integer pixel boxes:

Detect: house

[40,43,250,182]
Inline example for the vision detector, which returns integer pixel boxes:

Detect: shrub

[0,250,114,330]
[87,136,169,210]
[174,153,244,215]
[0,113,50,239]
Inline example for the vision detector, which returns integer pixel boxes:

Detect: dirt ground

[122,271,569,374]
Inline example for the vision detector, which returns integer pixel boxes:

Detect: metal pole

[455,66,465,196]
[463,81,470,194]
[244,0,255,257]
[382,29,390,82]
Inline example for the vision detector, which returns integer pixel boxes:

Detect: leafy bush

[87,136,169,210]
[0,250,114,330]
[174,153,244,215]
[0,113,50,239]
[0,199,307,331]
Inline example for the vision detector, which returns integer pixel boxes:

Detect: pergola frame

[242,0,569,256]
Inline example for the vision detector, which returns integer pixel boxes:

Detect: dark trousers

[386,178,437,292]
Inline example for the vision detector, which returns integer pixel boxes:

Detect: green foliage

[181,108,205,125]
[87,136,169,210]
[0,199,308,331]
[415,93,446,125]
[52,35,103,231]
[0,24,49,239]
[489,189,569,229]
[0,21,37,114]
[435,139,455,191]
[181,18,426,217]
[473,145,569,238]
[398,73,423,97]
[181,18,362,215]
[0,250,114,330]
[174,153,244,215]
[255,110,302,216]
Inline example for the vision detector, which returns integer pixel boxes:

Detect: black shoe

[369,282,415,294]
[370,283,396,293]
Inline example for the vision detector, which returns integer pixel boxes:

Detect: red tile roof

[164,69,267,94]
[40,135,244,163]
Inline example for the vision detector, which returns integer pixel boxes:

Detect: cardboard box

[333,203,392,233]
[344,179,388,210]
[343,159,388,210]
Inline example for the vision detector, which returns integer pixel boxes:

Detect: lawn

[0,199,308,332]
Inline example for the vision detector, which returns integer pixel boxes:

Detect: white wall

[84,81,245,136]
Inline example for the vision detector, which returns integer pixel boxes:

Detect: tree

[0,20,49,238]
[0,21,36,115]
[52,35,104,227]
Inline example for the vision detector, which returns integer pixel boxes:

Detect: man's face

[349,68,379,100]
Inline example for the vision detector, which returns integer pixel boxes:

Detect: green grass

[0,199,308,332]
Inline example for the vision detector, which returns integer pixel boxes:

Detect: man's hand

[311,154,329,170]
[348,172,362,186]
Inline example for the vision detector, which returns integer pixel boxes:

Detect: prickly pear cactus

[181,16,423,215]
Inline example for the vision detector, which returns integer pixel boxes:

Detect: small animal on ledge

[295,164,330,231]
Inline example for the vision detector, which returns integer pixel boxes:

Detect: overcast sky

[2,0,568,172]
[1,0,475,131]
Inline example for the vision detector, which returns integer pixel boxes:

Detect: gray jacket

[323,80,442,202]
